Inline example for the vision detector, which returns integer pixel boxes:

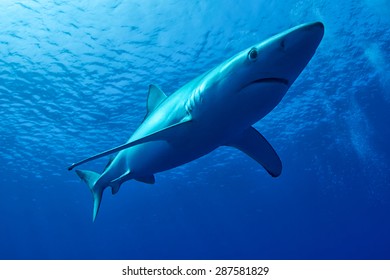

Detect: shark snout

[280,22,324,53]
[302,21,324,44]
[263,21,324,84]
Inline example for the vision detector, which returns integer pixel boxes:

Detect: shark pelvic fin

[145,84,167,118]
[67,115,192,171]
[75,169,103,222]
[226,126,282,177]
[135,175,155,184]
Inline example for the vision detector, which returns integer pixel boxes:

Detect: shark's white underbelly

[122,131,223,176]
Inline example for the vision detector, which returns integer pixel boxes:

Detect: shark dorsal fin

[146,84,167,116]
[103,156,114,172]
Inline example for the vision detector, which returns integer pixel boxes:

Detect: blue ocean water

[0,0,389,260]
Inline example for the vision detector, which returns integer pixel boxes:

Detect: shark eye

[247,48,258,62]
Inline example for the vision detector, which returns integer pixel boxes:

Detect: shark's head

[240,21,324,88]
[199,22,324,125]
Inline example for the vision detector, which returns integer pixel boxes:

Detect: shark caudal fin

[75,169,103,222]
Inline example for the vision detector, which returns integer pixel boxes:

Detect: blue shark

[68,22,324,221]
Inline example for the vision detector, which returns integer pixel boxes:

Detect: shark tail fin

[75,169,103,222]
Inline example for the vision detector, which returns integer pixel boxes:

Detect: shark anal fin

[111,181,121,195]
[145,84,167,119]
[226,126,282,177]
[68,115,192,171]
[110,170,131,195]
[135,175,155,184]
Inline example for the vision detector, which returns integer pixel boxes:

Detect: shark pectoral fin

[145,84,167,118]
[67,115,193,171]
[226,126,282,177]
[135,175,155,184]
[75,169,103,222]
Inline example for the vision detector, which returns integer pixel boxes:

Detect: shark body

[68,22,324,221]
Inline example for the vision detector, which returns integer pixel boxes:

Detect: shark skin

[69,22,324,221]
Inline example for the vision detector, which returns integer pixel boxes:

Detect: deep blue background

[0,0,389,259]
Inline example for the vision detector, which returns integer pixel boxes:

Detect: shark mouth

[250,77,289,86]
